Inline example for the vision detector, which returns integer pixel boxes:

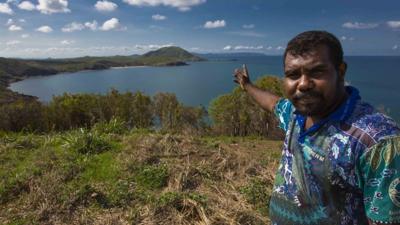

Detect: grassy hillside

[0,128,281,225]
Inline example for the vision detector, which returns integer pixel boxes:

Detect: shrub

[240,177,271,215]
[209,76,284,137]
[62,129,113,154]
[133,164,169,190]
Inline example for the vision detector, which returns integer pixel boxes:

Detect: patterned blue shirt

[270,86,400,225]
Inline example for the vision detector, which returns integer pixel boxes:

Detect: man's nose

[298,75,314,92]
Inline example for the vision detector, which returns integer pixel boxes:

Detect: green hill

[136,46,206,66]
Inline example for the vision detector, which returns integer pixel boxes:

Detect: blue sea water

[9,56,400,123]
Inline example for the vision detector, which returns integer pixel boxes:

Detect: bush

[209,76,284,137]
[133,164,169,190]
[62,129,113,154]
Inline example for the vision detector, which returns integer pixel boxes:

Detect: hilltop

[0,129,281,224]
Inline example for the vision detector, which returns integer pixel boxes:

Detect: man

[234,30,400,225]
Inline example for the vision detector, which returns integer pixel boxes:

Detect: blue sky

[1,0,400,58]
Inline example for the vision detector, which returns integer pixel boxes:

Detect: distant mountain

[136,46,206,66]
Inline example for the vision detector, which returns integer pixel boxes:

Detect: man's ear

[338,62,347,82]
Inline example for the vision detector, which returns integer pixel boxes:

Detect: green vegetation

[209,76,284,138]
[0,130,281,224]
[0,73,285,224]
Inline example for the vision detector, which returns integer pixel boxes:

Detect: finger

[242,64,248,77]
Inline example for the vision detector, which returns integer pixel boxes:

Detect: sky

[0,0,400,58]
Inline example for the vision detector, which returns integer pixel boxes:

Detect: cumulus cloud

[95,0,117,12]
[0,3,13,14]
[61,40,74,45]
[36,25,53,33]
[122,0,206,11]
[204,20,226,29]
[18,1,35,11]
[100,18,125,31]
[387,21,400,29]
[276,46,285,50]
[19,19,26,23]
[85,20,98,30]
[393,45,398,50]
[9,24,22,31]
[21,34,30,38]
[223,45,232,51]
[342,22,378,29]
[242,24,255,29]
[37,0,70,14]
[62,22,85,32]
[6,18,13,25]
[152,14,167,20]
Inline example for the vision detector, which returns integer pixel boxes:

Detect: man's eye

[285,72,300,79]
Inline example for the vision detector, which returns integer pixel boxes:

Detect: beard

[291,91,326,116]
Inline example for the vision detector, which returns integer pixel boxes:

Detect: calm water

[10,56,400,122]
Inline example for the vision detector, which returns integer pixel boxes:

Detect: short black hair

[284,30,344,70]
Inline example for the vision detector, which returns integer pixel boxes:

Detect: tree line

[0,76,284,138]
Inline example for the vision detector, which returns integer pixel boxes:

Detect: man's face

[283,45,345,117]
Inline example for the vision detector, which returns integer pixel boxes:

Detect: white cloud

[0,3,13,14]
[9,24,22,31]
[266,46,272,50]
[204,20,226,29]
[85,20,98,30]
[21,34,30,38]
[18,1,36,11]
[6,40,20,46]
[223,45,232,51]
[242,24,255,29]
[36,25,53,33]
[61,40,74,45]
[95,0,117,12]
[100,18,125,31]
[276,46,285,50]
[122,0,206,11]
[387,21,400,29]
[342,22,378,29]
[19,19,26,23]
[62,22,85,32]
[152,14,167,20]
[340,36,355,41]
[134,43,173,50]
[393,45,398,50]
[37,0,70,14]
[234,45,263,50]
[6,18,13,25]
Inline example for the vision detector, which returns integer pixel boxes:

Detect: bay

[9,56,400,123]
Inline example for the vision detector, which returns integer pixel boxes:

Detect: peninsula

[0,46,205,103]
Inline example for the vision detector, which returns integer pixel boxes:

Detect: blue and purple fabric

[269,86,400,225]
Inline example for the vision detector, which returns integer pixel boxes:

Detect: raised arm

[233,64,280,112]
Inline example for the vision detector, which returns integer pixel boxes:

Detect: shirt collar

[294,86,361,141]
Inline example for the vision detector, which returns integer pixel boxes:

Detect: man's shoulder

[345,100,400,145]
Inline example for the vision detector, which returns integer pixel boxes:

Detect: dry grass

[0,131,282,225]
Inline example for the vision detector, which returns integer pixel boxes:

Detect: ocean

[9,56,400,123]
